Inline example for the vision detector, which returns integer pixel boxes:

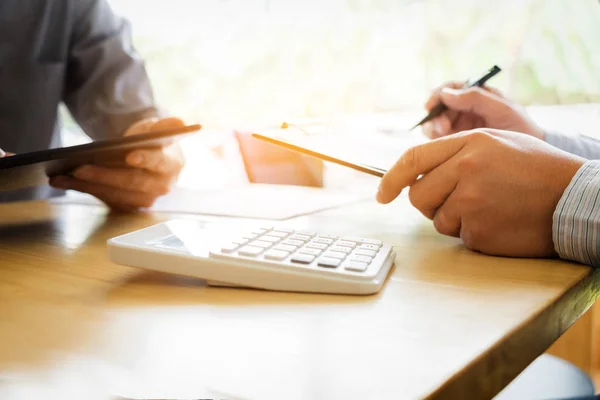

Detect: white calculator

[107,219,396,295]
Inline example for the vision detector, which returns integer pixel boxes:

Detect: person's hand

[422,81,545,140]
[376,129,585,257]
[49,117,186,212]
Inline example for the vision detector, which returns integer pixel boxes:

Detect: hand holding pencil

[413,65,545,141]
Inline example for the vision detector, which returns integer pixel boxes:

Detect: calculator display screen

[143,219,250,257]
[147,234,190,254]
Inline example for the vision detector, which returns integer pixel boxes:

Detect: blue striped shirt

[546,132,600,267]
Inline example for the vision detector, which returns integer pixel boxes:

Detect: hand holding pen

[410,65,545,141]
[410,66,501,131]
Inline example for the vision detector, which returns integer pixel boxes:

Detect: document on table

[50,184,374,220]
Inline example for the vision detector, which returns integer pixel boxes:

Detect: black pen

[409,65,502,131]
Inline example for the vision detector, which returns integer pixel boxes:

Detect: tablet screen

[0,124,201,169]
[0,124,201,193]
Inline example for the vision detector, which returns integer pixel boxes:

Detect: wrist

[531,126,545,141]
[552,160,600,266]
[539,155,585,258]
[553,155,586,202]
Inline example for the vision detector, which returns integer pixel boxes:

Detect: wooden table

[0,193,599,400]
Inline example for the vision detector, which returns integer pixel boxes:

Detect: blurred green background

[102,0,600,130]
[60,0,600,189]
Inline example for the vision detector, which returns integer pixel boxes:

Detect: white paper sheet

[50,184,374,220]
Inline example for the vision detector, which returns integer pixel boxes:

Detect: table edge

[426,266,600,400]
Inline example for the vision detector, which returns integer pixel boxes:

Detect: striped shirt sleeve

[553,161,600,267]
[545,131,600,160]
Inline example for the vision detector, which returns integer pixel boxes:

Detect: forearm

[553,160,600,267]
[64,0,163,140]
[545,131,600,160]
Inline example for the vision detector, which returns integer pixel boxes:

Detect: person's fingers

[120,117,185,175]
[439,86,509,118]
[72,165,172,195]
[435,114,453,138]
[481,84,505,98]
[424,81,466,111]
[124,117,159,136]
[425,81,505,111]
[125,116,186,137]
[432,191,462,238]
[376,133,471,204]
[422,81,506,139]
[422,121,435,139]
[49,176,157,211]
[123,117,186,174]
[125,147,184,175]
[453,112,485,133]
[124,116,186,136]
[407,159,459,220]
[422,114,454,139]
[148,117,186,132]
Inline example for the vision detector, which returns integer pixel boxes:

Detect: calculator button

[257,227,273,233]
[290,234,312,242]
[238,246,264,256]
[354,249,377,257]
[312,237,334,245]
[297,231,317,237]
[359,243,381,251]
[344,261,369,272]
[298,247,322,256]
[269,231,289,238]
[350,255,372,263]
[282,239,304,247]
[291,254,315,264]
[274,228,294,233]
[335,240,357,248]
[329,245,352,253]
[249,240,273,249]
[274,244,298,252]
[232,238,249,246]
[362,239,382,246]
[220,243,238,253]
[260,235,281,243]
[322,251,347,260]
[318,257,341,268]
[340,237,363,243]
[243,233,259,240]
[264,249,290,261]
[317,234,338,240]
[306,242,328,250]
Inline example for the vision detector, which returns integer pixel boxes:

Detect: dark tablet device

[252,133,387,178]
[0,124,201,192]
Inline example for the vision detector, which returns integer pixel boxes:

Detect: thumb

[0,148,4,157]
[125,117,186,137]
[124,117,159,136]
[440,87,508,118]
[148,117,186,132]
